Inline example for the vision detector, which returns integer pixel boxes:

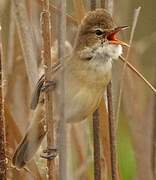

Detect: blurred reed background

[0,0,155,180]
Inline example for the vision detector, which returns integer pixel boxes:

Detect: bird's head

[75,9,128,61]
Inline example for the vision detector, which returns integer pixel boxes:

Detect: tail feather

[12,131,46,169]
[12,102,46,169]
[12,135,29,168]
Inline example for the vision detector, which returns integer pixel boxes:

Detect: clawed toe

[40,147,58,160]
[40,153,57,160]
[43,147,57,153]
[41,81,56,92]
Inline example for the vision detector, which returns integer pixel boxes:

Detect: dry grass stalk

[116,7,141,129]
[119,56,156,94]
[12,0,38,90]
[40,0,57,179]
[0,45,7,180]
[57,0,67,179]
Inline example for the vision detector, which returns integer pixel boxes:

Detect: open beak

[106,25,129,47]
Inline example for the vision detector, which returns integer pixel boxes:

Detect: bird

[12,8,128,169]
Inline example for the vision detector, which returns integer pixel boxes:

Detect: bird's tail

[12,102,46,169]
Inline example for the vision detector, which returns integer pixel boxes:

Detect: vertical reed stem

[106,0,118,180]
[91,1,101,180]
[91,0,97,11]
[152,65,156,179]
[0,45,7,180]
[101,0,106,8]
[57,0,67,179]
[41,1,56,179]
[107,82,118,180]
[93,109,101,180]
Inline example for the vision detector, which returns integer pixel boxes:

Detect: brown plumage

[12,8,126,168]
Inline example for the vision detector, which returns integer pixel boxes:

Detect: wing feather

[30,62,61,110]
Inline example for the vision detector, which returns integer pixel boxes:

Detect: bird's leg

[43,147,57,153]
[41,80,56,92]
[40,80,57,161]
[40,147,58,160]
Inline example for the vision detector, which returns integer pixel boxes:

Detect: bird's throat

[78,41,122,62]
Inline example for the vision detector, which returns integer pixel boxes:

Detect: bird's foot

[40,147,58,160]
[41,81,56,92]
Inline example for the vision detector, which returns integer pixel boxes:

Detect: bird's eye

[95,29,103,36]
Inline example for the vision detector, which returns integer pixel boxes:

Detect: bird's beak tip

[106,25,129,47]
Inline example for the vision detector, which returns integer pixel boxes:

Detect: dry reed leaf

[6,18,31,135]
[12,0,38,90]
[5,104,22,142]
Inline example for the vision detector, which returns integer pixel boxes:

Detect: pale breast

[53,83,105,123]
[53,60,111,123]
[65,83,105,123]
